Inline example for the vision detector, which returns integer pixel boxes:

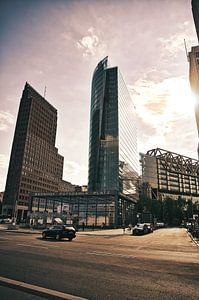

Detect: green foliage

[162,196,194,226]
[137,194,195,226]
[136,194,162,220]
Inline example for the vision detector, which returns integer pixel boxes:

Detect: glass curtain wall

[29,194,116,227]
[88,57,138,196]
[29,192,138,228]
[88,57,108,191]
[118,70,138,198]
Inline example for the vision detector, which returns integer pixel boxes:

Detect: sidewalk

[0,224,131,236]
[1,225,199,242]
[78,228,131,236]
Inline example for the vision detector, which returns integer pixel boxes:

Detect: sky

[0,0,198,191]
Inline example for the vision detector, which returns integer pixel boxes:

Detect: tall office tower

[88,57,138,199]
[189,46,199,125]
[190,0,199,157]
[2,83,72,221]
[192,0,199,41]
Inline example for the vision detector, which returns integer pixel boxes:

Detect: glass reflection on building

[28,57,139,228]
[88,57,138,200]
[29,192,136,228]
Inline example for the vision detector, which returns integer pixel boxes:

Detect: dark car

[0,215,12,224]
[42,225,76,241]
[145,223,153,233]
[156,222,165,229]
[132,223,148,236]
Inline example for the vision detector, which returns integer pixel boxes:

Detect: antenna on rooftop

[44,86,47,98]
[184,39,189,62]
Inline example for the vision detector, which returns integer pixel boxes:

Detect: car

[156,222,165,229]
[42,224,76,241]
[145,223,153,233]
[132,223,148,236]
[0,217,12,224]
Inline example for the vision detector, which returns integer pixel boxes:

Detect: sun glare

[168,80,196,116]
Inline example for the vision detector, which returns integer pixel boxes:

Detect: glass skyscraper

[88,57,138,200]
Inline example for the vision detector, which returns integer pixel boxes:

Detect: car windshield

[136,224,144,228]
[49,225,63,230]
[64,225,75,229]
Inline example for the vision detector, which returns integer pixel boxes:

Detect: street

[0,228,199,300]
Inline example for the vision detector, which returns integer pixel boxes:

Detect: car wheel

[42,232,46,239]
[68,237,73,241]
[55,234,61,240]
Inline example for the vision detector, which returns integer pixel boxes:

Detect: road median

[0,276,87,300]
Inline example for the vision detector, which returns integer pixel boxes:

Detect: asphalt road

[0,228,199,300]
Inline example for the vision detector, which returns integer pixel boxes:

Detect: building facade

[190,1,199,157]
[28,191,137,228]
[2,83,75,221]
[88,57,138,200]
[192,0,199,41]
[189,46,199,157]
[140,148,199,204]
[27,58,139,228]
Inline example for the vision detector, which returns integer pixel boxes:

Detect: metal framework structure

[147,148,199,177]
[140,148,199,200]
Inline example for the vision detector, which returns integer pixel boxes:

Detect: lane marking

[0,276,87,300]
[48,245,60,248]
[87,251,136,259]
[17,243,48,249]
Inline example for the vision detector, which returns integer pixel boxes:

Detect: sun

[168,79,196,116]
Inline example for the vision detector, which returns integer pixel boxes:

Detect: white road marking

[17,243,48,249]
[49,245,60,248]
[17,243,60,249]
[87,251,136,259]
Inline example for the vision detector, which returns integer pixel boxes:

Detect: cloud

[158,33,195,58]
[76,27,107,57]
[129,76,194,118]
[63,160,88,186]
[0,154,9,169]
[64,160,87,175]
[63,161,87,185]
[129,76,197,156]
[0,111,14,131]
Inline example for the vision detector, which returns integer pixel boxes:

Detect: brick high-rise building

[2,82,74,221]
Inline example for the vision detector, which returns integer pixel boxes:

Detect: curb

[0,276,87,300]
[78,233,124,237]
[1,228,125,236]
[2,229,41,234]
[187,230,199,247]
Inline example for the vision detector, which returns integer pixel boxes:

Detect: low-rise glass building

[28,191,136,228]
